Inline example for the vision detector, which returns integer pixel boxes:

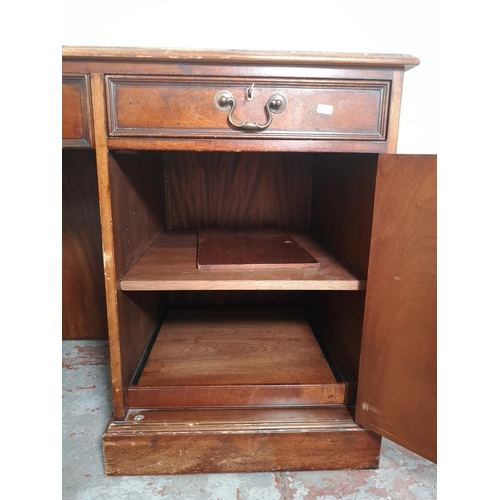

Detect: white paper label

[316,104,334,115]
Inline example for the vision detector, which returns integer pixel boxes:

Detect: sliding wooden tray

[128,309,345,408]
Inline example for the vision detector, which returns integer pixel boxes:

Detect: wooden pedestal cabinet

[62,48,436,475]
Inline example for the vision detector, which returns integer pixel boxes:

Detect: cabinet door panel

[356,154,436,463]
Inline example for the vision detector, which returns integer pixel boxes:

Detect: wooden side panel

[308,153,378,404]
[108,151,165,273]
[62,150,107,339]
[107,151,167,406]
[310,153,378,277]
[62,74,93,147]
[307,291,366,405]
[103,407,381,475]
[356,154,437,463]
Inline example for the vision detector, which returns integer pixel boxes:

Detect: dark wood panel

[106,76,389,141]
[62,150,107,339]
[169,151,312,230]
[62,74,93,147]
[356,154,437,463]
[197,229,318,270]
[103,407,381,475]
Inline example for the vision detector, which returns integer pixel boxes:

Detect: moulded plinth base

[102,407,381,476]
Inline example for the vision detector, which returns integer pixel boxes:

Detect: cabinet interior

[107,150,378,410]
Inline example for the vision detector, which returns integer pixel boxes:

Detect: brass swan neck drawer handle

[214,90,287,131]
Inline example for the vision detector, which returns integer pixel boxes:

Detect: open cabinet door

[355,154,437,463]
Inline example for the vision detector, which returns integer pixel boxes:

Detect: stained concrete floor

[62,340,437,499]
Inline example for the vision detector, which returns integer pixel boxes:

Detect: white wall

[62,0,436,153]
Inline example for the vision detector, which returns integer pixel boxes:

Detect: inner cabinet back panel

[167,151,312,230]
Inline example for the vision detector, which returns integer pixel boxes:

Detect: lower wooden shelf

[103,407,381,475]
[129,309,345,408]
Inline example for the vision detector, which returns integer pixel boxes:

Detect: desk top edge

[62,46,419,69]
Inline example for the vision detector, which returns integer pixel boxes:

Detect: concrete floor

[62,340,437,499]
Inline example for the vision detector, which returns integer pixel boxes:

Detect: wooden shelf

[121,230,365,291]
[128,309,345,408]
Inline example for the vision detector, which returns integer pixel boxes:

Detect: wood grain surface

[106,75,389,141]
[128,384,345,409]
[138,309,337,385]
[311,153,378,278]
[107,150,167,418]
[103,406,381,475]
[168,151,312,231]
[356,154,437,463]
[63,46,419,68]
[90,73,126,417]
[63,47,418,154]
[305,153,379,403]
[306,290,367,406]
[62,150,107,339]
[197,229,318,270]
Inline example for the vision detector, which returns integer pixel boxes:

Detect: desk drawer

[105,76,390,142]
[62,74,93,148]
